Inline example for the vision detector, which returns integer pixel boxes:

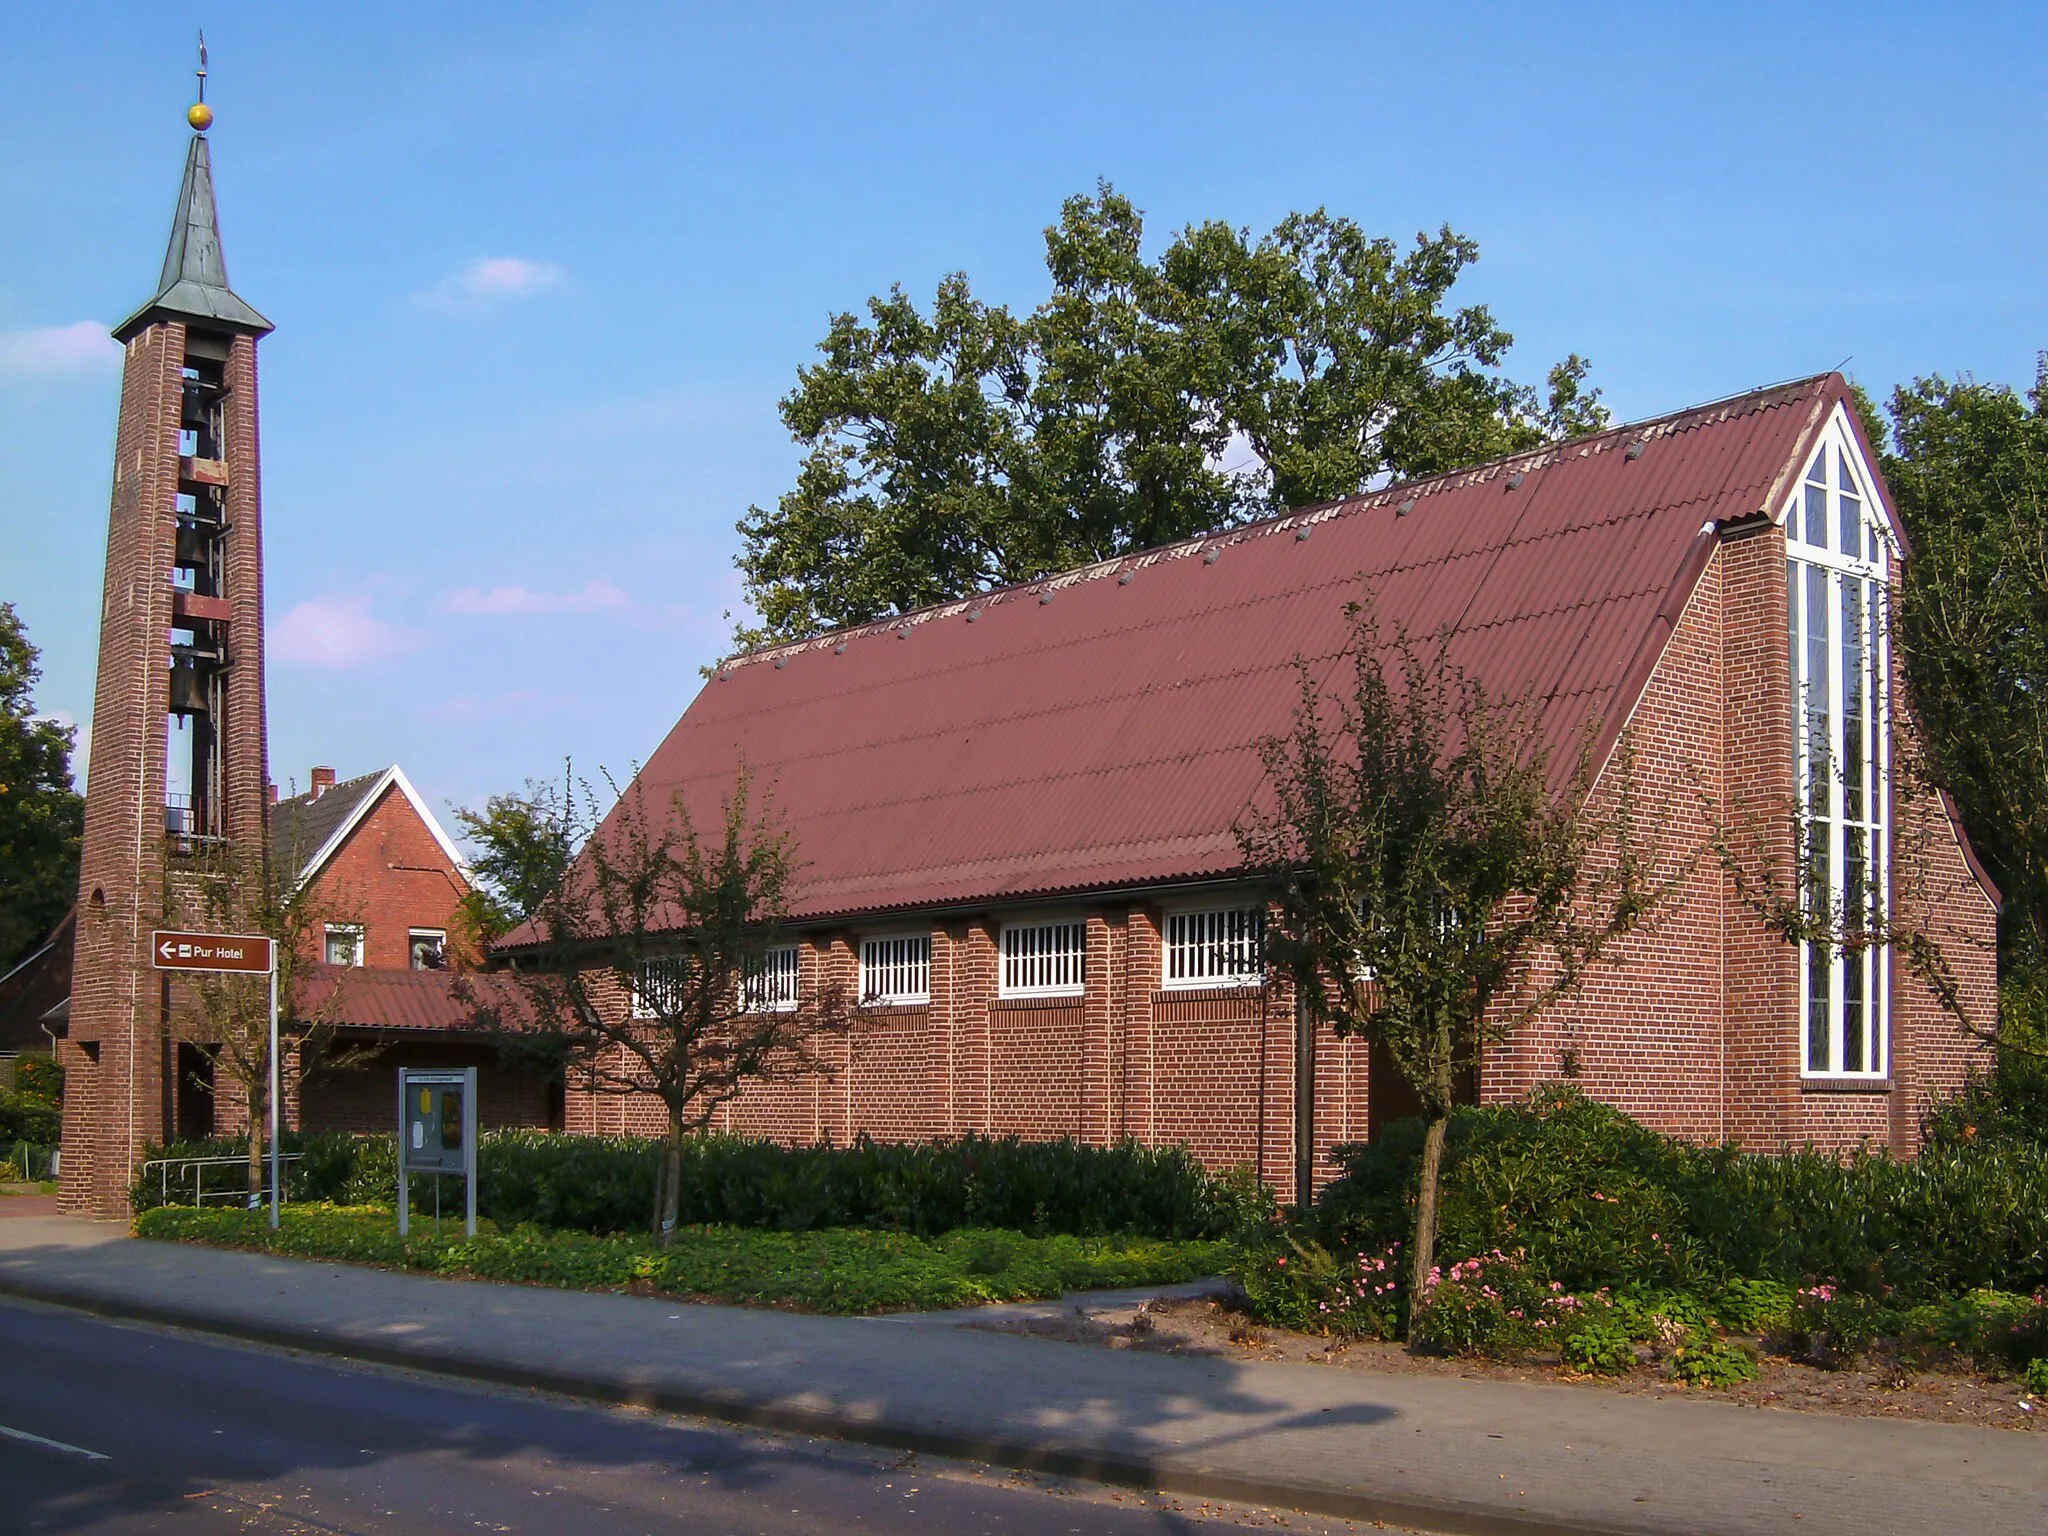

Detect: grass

[135,1203,1233,1314]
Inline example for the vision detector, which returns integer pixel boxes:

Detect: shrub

[12,1055,63,1110]
[1560,1318,1636,1375]
[1315,1087,2048,1305]
[1714,1277,1795,1334]
[1409,1250,1578,1358]
[133,1128,1249,1241]
[1669,1335,1759,1387]
[1318,1091,1713,1296]
[1233,1237,1403,1338]
[1788,1284,1894,1368]
[2024,1358,2048,1397]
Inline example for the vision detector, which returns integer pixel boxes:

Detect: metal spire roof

[115,130,272,341]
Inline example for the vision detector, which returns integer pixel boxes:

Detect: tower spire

[114,39,272,341]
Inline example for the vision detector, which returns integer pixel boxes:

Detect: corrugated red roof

[298,964,527,1033]
[563,375,1855,928]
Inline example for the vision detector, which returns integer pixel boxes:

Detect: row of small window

[632,909,1270,1014]
[323,924,447,970]
[858,908,1266,1007]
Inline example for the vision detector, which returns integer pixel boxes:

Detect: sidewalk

[1,1214,2040,1536]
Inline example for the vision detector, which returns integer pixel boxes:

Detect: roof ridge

[726,373,1837,670]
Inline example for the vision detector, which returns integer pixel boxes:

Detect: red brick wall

[297,1040,553,1135]
[61,320,274,1217]
[987,1000,1087,1139]
[298,785,471,969]
[556,522,2000,1183]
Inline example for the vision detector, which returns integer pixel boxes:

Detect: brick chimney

[310,765,335,799]
[266,782,278,805]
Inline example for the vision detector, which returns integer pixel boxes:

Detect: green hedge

[135,1203,1232,1313]
[134,1128,1267,1241]
[1312,1087,2048,1301]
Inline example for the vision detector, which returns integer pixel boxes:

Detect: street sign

[151,930,274,974]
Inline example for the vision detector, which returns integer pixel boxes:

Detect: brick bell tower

[60,56,274,1217]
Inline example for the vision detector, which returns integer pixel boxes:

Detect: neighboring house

[267,764,559,1134]
[0,906,72,1089]
[520,375,1998,1200]
[271,764,471,975]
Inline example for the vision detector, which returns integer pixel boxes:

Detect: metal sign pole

[464,1065,478,1238]
[268,960,281,1230]
[396,1070,409,1238]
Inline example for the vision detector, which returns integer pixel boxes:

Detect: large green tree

[0,604,83,968]
[1880,364,2048,975]
[734,186,1606,648]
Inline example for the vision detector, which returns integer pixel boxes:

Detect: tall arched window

[1786,429,1891,1077]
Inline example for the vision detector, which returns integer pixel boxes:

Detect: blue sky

[5,2,2045,828]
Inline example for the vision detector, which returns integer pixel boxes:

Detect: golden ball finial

[188,102,213,131]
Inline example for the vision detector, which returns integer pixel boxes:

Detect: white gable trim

[1772,400,1906,555]
[292,764,472,889]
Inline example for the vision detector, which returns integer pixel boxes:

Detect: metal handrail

[140,1152,303,1208]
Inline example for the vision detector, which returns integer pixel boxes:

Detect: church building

[550,376,1999,1200]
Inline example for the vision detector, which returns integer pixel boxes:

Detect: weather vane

[188,31,213,132]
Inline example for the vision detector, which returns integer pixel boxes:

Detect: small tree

[474,770,857,1245]
[177,832,357,1199]
[451,770,577,950]
[1239,605,1661,1302]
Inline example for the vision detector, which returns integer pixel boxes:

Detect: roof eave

[113,285,274,344]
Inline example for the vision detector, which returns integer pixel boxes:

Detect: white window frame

[860,933,931,1006]
[408,928,447,971]
[1162,903,1265,990]
[323,924,364,968]
[999,918,1086,999]
[1784,409,1893,1079]
[630,956,689,1020]
[742,944,801,1013]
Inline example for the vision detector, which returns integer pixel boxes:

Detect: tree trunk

[1408,1107,1450,1323]
[657,1110,684,1249]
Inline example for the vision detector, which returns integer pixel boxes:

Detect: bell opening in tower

[165,335,232,856]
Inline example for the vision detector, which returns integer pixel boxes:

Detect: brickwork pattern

[557,528,1999,1187]
[296,786,472,968]
[62,319,272,1217]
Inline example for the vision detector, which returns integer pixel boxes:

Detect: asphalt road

[0,1300,1381,1536]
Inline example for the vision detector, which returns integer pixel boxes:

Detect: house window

[1000,920,1085,998]
[1788,436,1890,1078]
[1163,906,1264,989]
[630,956,689,1020]
[860,934,931,1006]
[409,929,447,970]
[323,925,364,967]
[742,944,801,1012]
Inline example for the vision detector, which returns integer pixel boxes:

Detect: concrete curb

[0,1267,1650,1536]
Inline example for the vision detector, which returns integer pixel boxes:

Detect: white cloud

[422,256,566,307]
[271,596,423,668]
[441,579,630,616]
[0,322,120,378]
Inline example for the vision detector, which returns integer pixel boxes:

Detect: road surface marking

[0,1422,110,1460]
